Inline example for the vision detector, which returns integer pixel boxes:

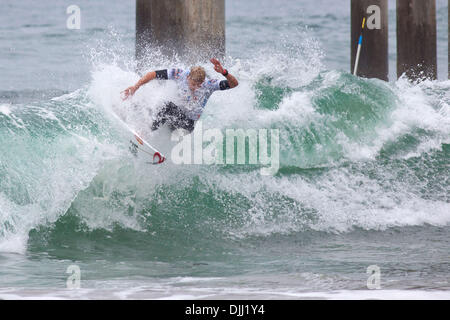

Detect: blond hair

[189,66,206,83]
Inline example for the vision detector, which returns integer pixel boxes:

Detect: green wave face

[0,66,449,266]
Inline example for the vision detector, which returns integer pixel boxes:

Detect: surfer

[121,58,238,133]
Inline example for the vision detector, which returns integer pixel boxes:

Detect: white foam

[0,284,448,300]
[0,104,12,116]
[202,163,450,238]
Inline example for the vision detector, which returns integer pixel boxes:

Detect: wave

[1,41,449,254]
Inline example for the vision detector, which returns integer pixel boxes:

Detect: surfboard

[128,130,166,165]
[110,110,166,165]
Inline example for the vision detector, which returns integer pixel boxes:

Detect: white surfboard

[110,110,166,165]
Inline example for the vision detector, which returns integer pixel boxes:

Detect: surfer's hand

[121,85,137,100]
[210,58,224,74]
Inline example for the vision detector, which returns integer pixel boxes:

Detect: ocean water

[0,0,449,300]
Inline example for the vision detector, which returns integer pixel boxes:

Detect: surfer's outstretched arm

[122,71,158,100]
[210,58,238,88]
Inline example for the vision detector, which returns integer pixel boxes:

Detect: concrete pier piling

[351,0,389,81]
[397,0,437,80]
[136,0,225,67]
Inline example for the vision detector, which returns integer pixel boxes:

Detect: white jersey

[163,68,230,120]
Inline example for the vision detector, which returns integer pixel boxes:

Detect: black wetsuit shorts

[151,102,195,133]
